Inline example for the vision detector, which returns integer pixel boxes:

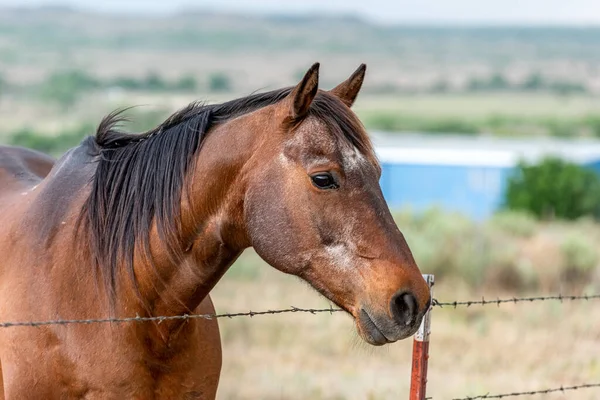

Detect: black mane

[80,87,376,303]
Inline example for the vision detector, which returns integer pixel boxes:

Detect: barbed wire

[451,382,600,399]
[0,306,344,328]
[432,293,600,308]
[0,293,597,328]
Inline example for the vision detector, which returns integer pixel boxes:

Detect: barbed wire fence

[450,383,600,400]
[1,293,598,328]
[0,292,598,398]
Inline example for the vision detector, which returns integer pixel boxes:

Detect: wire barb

[0,307,346,328]
[433,293,600,308]
[451,382,600,399]
[0,293,597,328]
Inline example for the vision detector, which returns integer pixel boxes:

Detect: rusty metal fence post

[409,274,434,400]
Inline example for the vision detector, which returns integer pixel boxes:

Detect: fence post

[409,274,434,400]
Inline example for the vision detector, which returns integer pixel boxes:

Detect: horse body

[0,145,54,191]
[0,64,431,399]
[0,146,222,398]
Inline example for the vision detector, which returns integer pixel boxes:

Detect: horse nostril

[390,291,417,327]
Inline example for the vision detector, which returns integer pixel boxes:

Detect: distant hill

[2,7,600,58]
[1,7,600,91]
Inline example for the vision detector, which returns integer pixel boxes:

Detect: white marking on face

[323,213,361,271]
[325,243,355,271]
[278,152,290,165]
[341,146,367,172]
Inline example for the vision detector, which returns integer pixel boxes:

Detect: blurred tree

[39,70,99,109]
[429,79,449,93]
[0,73,6,97]
[208,72,232,92]
[504,156,600,220]
[112,76,142,90]
[549,81,586,96]
[584,115,600,137]
[466,72,509,92]
[174,75,198,92]
[144,72,167,91]
[488,73,509,90]
[521,72,545,91]
[466,78,484,92]
[8,125,92,156]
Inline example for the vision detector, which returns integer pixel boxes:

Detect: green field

[3,8,600,143]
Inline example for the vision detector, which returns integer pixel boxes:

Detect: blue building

[371,132,600,220]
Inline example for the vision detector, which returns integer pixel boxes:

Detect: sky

[2,0,600,25]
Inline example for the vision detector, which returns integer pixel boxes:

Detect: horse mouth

[356,309,392,346]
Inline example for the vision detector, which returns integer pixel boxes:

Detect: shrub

[0,72,5,96]
[560,232,598,283]
[112,76,142,90]
[174,75,198,92]
[542,118,576,137]
[394,208,489,286]
[484,240,538,291]
[488,210,538,238]
[549,81,586,96]
[583,114,600,138]
[208,72,232,92]
[420,118,479,134]
[8,125,92,156]
[466,72,509,92]
[359,112,479,134]
[125,108,170,132]
[360,112,402,131]
[520,72,545,91]
[504,156,600,220]
[39,70,100,109]
[429,79,449,93]
[395,207,600,291]
[143,72,168,91]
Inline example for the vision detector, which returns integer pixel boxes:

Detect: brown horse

[0,63,430,399]
[0,145,55,185]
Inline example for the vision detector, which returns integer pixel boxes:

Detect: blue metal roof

[371,131,600,219]
[370,131,600,167]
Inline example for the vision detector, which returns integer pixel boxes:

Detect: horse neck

[133,107,273,321]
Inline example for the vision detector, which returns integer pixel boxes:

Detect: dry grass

[353,93,600,119]
[211,250,600,400]
[4,91,600,140]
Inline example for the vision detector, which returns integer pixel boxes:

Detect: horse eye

[311,173,339,190]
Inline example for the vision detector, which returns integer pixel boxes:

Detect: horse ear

[329,64,366,107]
[289,62,320,119]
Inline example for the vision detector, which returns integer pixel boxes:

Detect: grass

[353,93,600,120]
[208,209,600,398]
[5,92,600,145]
[353,94,600,137]
[393,208,600,292]
[212,247,600,399]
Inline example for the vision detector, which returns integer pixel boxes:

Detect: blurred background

[1,1,600,399]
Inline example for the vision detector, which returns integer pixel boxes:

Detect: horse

[0,145,55,185]
[0,63,431,399]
